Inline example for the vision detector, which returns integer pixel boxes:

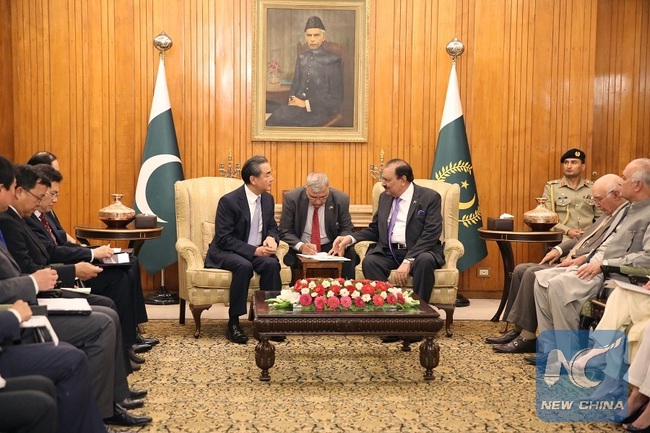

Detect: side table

[297,255,343,279]
[478,228,563,322]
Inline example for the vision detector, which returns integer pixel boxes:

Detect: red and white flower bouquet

[266,278,420,312]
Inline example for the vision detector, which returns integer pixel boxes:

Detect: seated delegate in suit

[204,155,282,344]
[25,164,151,358]
[265,16,343,127]
[485,174,628,355]
[333,159,445,341]
[0,156,150,427]
[0,374,57,433]
[280,172,356,279]
[0,300,109,433]
[26,154,157,350]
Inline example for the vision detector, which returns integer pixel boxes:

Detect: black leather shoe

[136,334,159,346]
[485,329,520,344]
[129,389,147,399]
[493,336,536,353]
[524,355,537,365]
[132,343,152,354]
[269,336,286,342]
[118,398,144,410]
[104,404,152,426]
[226,323,248,344]
[127,348,145,364]
[380,336,401,343]
[129,360,141,371]
[625,424,650,433]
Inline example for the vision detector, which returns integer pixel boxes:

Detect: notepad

[297,252,351,262]
[609,280,650,296]
[37,298,92,315]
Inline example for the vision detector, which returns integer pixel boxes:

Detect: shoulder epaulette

[546,179,560,185]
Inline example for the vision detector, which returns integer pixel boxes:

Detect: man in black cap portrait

[543,148,600,240]
[266,16,344,127]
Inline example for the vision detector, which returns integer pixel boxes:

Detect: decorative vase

[268,71,280,84]
[523,197,559,231]
[99,194,136,228]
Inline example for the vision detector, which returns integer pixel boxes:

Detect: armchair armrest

[175,237,204,270]
[354,241,374,262]
[276,241,289,263]
[442,239,464,270]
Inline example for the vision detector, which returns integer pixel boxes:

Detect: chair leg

[189,303,212,339]
[436,304,455,338]
[179,298,186,325]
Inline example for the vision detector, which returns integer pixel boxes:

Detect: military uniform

[542,176,600,235]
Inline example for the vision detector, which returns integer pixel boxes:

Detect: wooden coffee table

[251,290,443,381]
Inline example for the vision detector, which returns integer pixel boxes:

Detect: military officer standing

[543,148,600,239]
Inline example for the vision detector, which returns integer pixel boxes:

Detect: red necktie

[39,214,57,243]
[311,207,321,252]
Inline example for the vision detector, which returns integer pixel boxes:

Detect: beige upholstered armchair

[175,177,292,338]
[354,179,465,337]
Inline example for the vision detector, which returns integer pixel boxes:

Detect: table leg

[255,338,275,382]
[491,240,514,322]
[419,337,440,380]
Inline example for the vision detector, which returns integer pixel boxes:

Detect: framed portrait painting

[252,0,369,142]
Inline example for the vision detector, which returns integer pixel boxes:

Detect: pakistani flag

[431,63,487,272]
[134,58,184,275]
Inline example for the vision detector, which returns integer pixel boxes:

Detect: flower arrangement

[266,278,420,312]
[267,59,281,74]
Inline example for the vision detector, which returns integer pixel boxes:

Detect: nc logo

[542,337,624,388]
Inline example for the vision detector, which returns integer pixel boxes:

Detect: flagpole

[140,30,181,305]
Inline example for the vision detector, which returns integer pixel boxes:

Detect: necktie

[387,197,402,262]
[247,196,261,246]
[311,207,321,252]
[39,213,57,243]
[585,204,630,262]
[0,228,6,248]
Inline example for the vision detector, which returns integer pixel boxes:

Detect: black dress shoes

[226,323,248,344]
[625,424,650,433]
[129,360,141,371]
[127,348,145,364]
[118,398,144,410]
[136,334,159,346]
[485,329,520,344]
[129,388,147,399]
[380,336,401,343]
[104,403,152,426]
[132,343,152,354]
[493,336,536,353]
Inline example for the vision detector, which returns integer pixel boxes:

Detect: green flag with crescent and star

[133,58,184,275]
[431,63,487,272]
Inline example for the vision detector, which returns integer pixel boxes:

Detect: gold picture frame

[252,0,369,142]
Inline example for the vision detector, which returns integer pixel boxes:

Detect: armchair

[354,180,465,337]
[175,177,292,338]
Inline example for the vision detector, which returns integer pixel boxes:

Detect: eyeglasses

[583,191,614,206]
[25,189,46,204]
[306,190,329,203]
[47,191,60,199]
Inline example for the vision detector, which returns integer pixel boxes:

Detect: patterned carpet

[117,320,624,433]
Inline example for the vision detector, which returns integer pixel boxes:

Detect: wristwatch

[403,258,414,266]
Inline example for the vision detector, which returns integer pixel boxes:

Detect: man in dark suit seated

[0,156,150,427]
[333,159,445,342]
[265,16,343,127]
[280,172,356,279]
[0,374,57,433]
[0,299,119,433]
[205,155,282,344]
[26,164,153,362]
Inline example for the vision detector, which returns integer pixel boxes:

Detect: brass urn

[99,194,136,228]
[523,197,559,231]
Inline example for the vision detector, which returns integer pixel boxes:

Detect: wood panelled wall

[0,0,648,296]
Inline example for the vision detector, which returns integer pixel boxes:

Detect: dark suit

[0,241,130,418]
[0,208,138,346]
[0,310,105,433]
[27,212,147,331]
[205,185,282,319]
[280,187,356,278]
[354,183,445,302]
[266,47,343,127]
[0,375,57,433]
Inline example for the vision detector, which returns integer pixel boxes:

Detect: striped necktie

[39,213,58,243]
